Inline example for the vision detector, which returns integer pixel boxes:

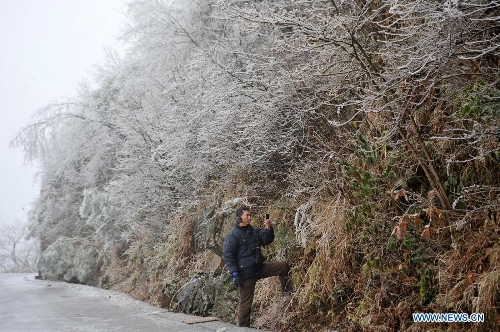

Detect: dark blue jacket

[222,222,274,281]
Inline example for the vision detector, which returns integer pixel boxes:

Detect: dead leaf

[393,189,409,202]
[421,224,433,240]
[424,207,432,221]
[466,271,475,284]
[437,212,445,227]
[392,219,407,240]
[392,225,403,240]
[428,190,436,200]
[399,217,408,232]
[424,207,442,224]
[411,213,423,226]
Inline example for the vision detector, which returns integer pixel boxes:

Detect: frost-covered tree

[11,0,306,283]
[218,0,500,212]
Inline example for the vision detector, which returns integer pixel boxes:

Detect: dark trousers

[237,261,292,327]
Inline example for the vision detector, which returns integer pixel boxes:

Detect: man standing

[222,206,292,327]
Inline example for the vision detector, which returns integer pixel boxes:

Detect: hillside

[13,1,499,331]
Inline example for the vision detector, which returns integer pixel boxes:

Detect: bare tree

[0,221,38,272]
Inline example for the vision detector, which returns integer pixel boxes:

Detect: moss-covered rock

[176,272,239,323]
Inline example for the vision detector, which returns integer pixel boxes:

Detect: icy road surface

[0,273,259,332]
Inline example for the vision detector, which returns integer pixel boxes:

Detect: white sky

[0,0,128,224]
